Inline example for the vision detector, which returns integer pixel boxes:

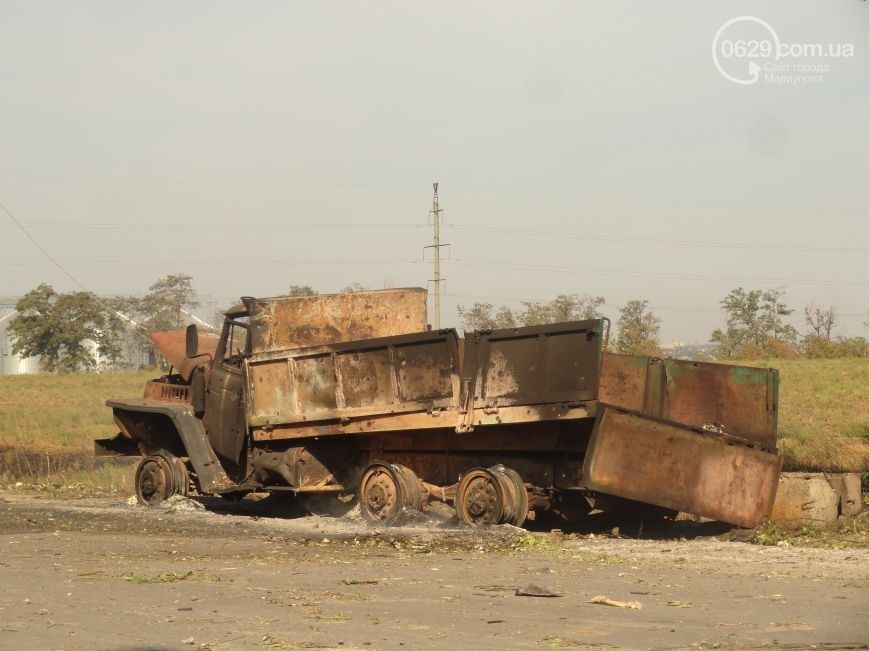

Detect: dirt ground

[0,493,866,651]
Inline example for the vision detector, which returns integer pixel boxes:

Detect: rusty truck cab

[200,303,251,479]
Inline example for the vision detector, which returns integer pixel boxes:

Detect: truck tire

[135,450,189,506]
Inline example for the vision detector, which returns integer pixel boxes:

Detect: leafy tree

[457,294,605,331]
[339,282,369,293]
[288,285,318,297]
[457,302,516,331]
[518,293,606,326]
[614,299,661,356]
[804,303,837,340]
[710,288,797,358]
[9,284,126,372]
[141,273,199,332]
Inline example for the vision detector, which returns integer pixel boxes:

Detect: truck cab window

[221,319,249,369]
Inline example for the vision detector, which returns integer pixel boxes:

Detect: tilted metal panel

[465,320,604,409]
[599,354,778,449]
[583,407,781,528]
[245,329,461,427]
[247,288,428,354]
[660,360,778,449]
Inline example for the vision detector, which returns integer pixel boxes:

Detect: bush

[804,335,869,359]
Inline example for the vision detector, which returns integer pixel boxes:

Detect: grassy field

[0,370,153,453]
[739,358,869,472]
[0,360,867,474]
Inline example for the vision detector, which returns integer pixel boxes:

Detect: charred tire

[135,450,188,506]
[455,465,528,527]
[359,461,423,523]
[501,467,529,528]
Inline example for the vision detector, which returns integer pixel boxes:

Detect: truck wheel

[501,467,530,528]
[456,465,528,527]
[359,461,422,522]
[134,451,188,506]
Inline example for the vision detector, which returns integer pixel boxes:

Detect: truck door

[204,318,249,466]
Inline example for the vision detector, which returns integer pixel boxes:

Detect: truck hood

[150,330,220,380]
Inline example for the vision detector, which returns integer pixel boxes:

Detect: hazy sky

[1,1,867,342]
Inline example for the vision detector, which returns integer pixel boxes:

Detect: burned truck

[98,288,782,528]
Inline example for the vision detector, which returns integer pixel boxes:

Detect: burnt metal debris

[98,288,782,528]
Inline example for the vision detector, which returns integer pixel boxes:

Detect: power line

[0,221,424,231]
[0,173,426,191]
[0,258,423,268]
[444,223,869,255]
[1,251,862,288]
[448,185,869,218]
[2,172,865,217]
[0,199,154,343]
[1,219,862,255]
[445,258,869,288]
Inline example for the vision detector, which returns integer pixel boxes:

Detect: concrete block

[827,473,863,517]
[770,473,839,525]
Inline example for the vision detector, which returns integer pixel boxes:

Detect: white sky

[1,1,867,342]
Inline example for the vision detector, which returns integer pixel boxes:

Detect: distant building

[0,310,42,375]
[0,305,218,375]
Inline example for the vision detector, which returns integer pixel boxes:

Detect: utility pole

[425,182,447,330]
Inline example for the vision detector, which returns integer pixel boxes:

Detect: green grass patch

[0,370,152,453]
[2,462,135,496]
[737,358,869,472]
[0,360,866,473]
[750,517,869,549]
[123,570,220,584]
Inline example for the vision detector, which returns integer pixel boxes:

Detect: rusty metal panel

[395,340,455,402]
[248,359,294,419]
[660,360,778,449]
[583,407,781,528]
[335,348,394,408]
[599,353,648,412]
[246,329,460,428]
[294,354,338,412]
[247,288,428,354]
[149,330,219,381]
[599,355,778,449]
[466,320,604,409]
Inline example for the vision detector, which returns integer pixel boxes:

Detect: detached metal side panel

[248,288,428,354]
[245,329,461,429]
[584,407,781,527]
[600,354,779,449]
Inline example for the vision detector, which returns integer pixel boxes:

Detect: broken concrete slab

[826,473,863,517]
[770,472,863,525]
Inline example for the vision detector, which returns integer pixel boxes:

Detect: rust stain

[248,288,428,354]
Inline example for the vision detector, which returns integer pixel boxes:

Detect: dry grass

[1,462,134,496]
[738,358,869,472]
[778,436,869,473]
[0,370,152,453]
[0,360,866,474]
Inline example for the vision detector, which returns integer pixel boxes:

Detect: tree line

[8,274,200,372]
[457,293,662,356]
[7,278,868,373]
[458,288,869,360]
